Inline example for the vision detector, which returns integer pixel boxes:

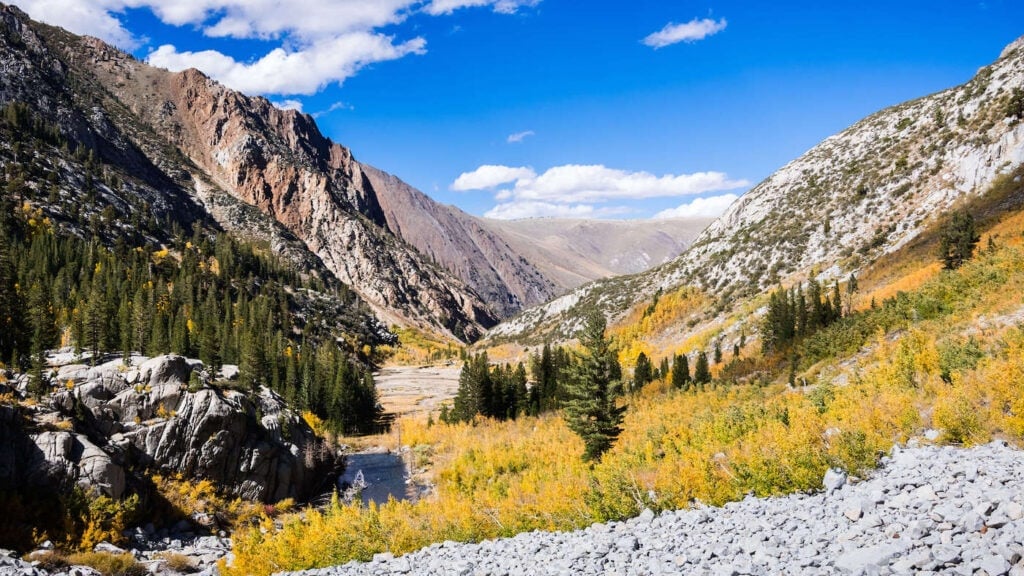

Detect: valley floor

[374,366,461,419]
[281,441,1024,576]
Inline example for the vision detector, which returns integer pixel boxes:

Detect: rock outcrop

[28,431,126,499]
[1,354,339,504]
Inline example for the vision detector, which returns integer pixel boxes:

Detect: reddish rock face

[59,25,502,341]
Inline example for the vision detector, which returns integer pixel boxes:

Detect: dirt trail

[374,365,461,419]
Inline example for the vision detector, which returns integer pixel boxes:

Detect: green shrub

[937,337,984,384]
[933,391,983,445]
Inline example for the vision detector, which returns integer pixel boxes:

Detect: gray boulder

[27,431,125,498]
[137,355,192,389]
[120,387,307,501]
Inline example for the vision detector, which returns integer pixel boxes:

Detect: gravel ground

[281,441,1024,576]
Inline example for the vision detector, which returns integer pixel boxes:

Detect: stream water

[337,452,410,506]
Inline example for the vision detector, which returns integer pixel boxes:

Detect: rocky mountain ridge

[0,3,710,342]
[39,20,498,341]
[486,35,1024,346]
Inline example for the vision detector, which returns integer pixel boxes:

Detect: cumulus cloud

[507,130,535,143]
[451,165,537,191]
[13,0,140,48]
[272,99,304,112]
[510,164,745,203]
[15,0,536,96]
[149,33,426,95]
[653,193,738,219]
[456,163,747,220]
[643,17,727,49]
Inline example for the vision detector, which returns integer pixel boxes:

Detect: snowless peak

[1000,35,1024,60]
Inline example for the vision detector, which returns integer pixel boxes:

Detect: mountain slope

[0,4,712,342]
[486,35,1024,346]
[359,164,558,318]
[48,27,497,341]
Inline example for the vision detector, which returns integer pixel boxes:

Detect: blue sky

[13,0,1024,219]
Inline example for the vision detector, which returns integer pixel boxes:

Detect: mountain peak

[1000,35,1024,60]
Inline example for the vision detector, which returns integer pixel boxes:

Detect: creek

[337,451,410,506]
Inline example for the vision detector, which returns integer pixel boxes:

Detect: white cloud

[312,101,354,118]
[653,193,738,219]
[272,99,304,112]
[643,17,727,49]
[484,201,630,220]
[511,164,747,203]
[507,130,535,143]
[149,32,426,95]
[14,0,533,96]
[456,163,747,219]
[451,165,537,191]
[13,0,140,48]
[425,0,540,16]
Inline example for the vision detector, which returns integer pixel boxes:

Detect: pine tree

[632,351,652,392]
[530,343,561,413]
[830,281,843,324]
[0,228,26,365]
[808,279,825,332]
[83,271,107,362]
[199,292,222,376]
[845,273,858,315]
[693,351,711,385]
[117,296,132,363]
[671,353,690,391]
[452,353,491,422]
[562,311,626,462]
[713,339,722,364]
[26,281,55,397]
[239,327,267,392]
[131,284,150,357]
[938,209,980,270]
[513,362,529,417]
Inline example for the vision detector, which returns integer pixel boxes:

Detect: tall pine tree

[671,353,690,391]
[562,311,626,462]
[632,351,652,392]
[693,351,712,385]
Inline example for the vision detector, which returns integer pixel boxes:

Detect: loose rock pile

[0,531,231,576]
[285,441,1024,576]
